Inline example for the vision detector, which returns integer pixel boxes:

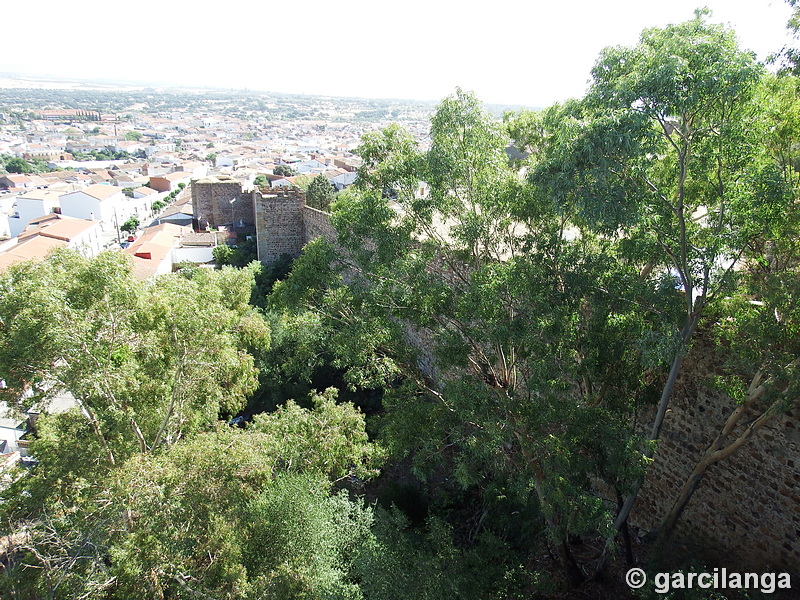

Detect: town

[1,18,799,592]
[0,85,438,276]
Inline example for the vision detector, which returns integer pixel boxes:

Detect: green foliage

[213,243,235,267]
[273,163,298,177]
[103,393,380,600]
[124,130,142,141]
[151,199,166,211]
[270,237,404,393]
[307,174,336,211]
[325,90,658,585]
[120,215,139,233]
[213,238,258,269]
[70,148,131,161]
[0,251,268,466]
[3,156,33,173]
[253,173,269,188]
[356,508,540,600]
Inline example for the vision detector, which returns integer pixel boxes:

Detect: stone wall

[191,176,254,229]
[631,352,800,576]
[254,188,306,265]
[302,205,337,246]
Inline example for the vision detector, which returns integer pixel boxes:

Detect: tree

[124,130,142,141]
[1,390,377,599]
[120,215,139,233]
[273,164,298,177]
[299,89,648,586]
[206,152,217,166]
[0,251,269,468]
[102,390,377,600]
[151,199,166,212]
[306,174,336,211]
[254,173,269,188]
[527,11,792,567]
[770,0,800,74]
[4,156,33,174]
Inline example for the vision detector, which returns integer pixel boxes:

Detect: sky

[1,0,796,107]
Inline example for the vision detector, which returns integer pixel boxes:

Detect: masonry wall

[191,178,254,229]
[302,205,337,246]
[254,188,306,265]
[630,349,800,576]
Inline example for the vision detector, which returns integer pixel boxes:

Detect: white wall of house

[67,221,104,257]
[59,193,103,224]
[7,216,24,238]
[16,197,50,226]
[60,189,125,231]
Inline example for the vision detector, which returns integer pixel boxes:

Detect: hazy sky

[2,0,795,106]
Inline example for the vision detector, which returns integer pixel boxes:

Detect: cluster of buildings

[0,100,401,279]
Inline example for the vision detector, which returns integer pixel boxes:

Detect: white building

[7,190,62,238]
[0,214,103,272]
[59,184,127,231]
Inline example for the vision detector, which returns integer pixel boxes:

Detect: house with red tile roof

[123,223,188,279]
[0,214,103,271]
[149,171,192,193]
[59,184,126,231]
[0,174,49,191]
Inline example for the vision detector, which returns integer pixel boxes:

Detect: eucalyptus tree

[305,89,651,586]
[0,250,269,470]
[527,11,794,565]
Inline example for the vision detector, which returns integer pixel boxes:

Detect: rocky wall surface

[254,188,305,265]
[631,359,800,576]
[191,177,253,229]
[302,205,337,246]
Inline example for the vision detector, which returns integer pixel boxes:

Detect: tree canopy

[306,174,336,211]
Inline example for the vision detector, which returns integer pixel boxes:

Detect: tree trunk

[594,310,700,576]
[657,378,782,545]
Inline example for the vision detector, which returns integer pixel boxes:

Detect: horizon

[0,1,796,107]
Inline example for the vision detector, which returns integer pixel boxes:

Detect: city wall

[630,351,800,575]
[254,188,306,265]
[191,176,254,229]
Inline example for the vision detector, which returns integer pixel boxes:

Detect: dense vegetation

[1,11,799,600]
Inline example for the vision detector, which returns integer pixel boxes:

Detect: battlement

[191,177,336,266]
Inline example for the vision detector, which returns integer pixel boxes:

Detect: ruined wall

[302,205,337,246]
[191,176,254,229]
[254,188,306,265]
[631,352,800,576]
